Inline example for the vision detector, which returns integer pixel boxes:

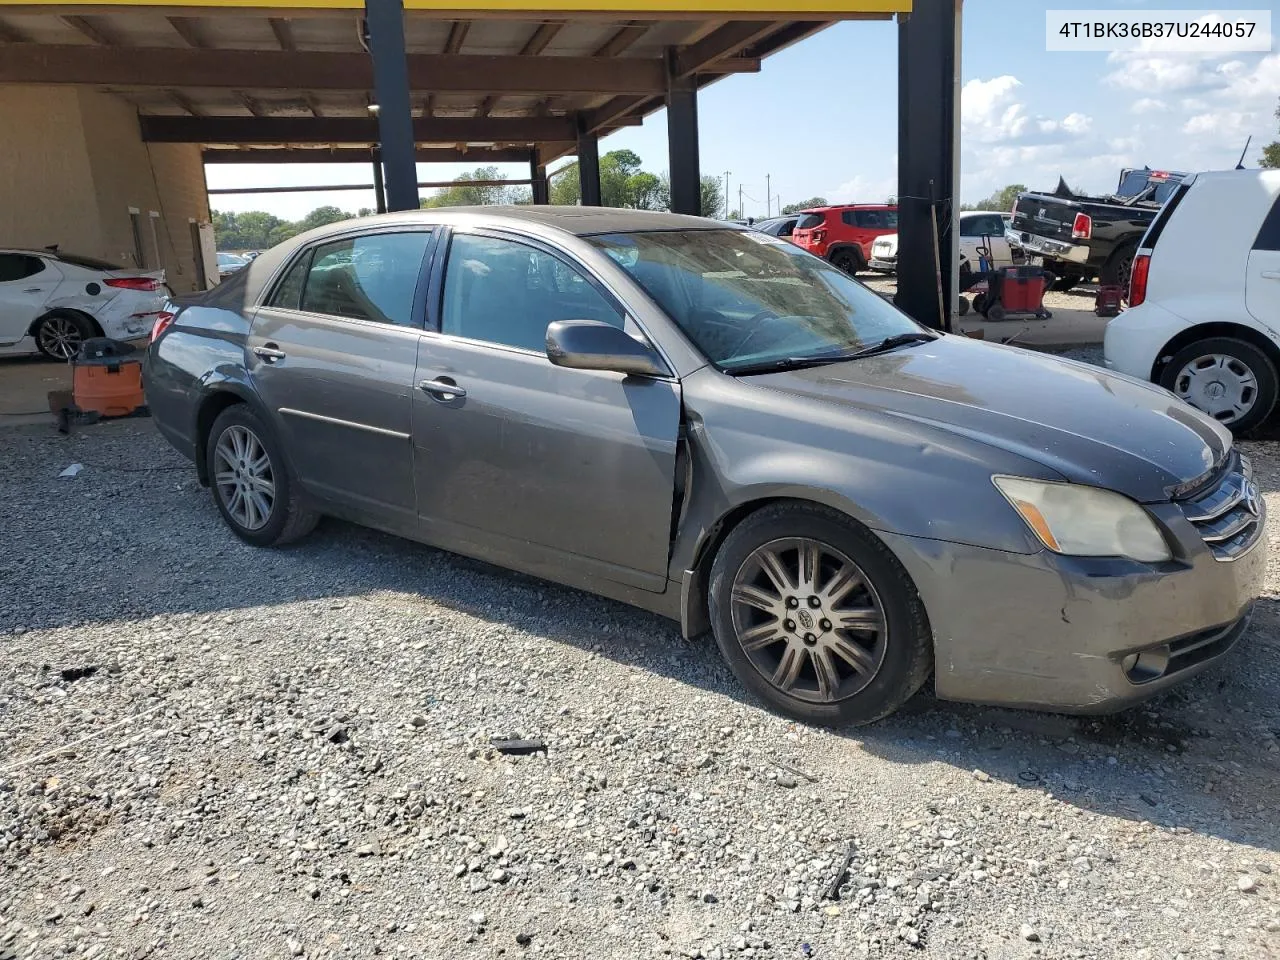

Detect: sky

[205,0,1280,222]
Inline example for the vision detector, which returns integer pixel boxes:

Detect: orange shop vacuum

[49,338,147,431]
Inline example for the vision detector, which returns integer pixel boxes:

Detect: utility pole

[723,170,731,219]
[738,184,744,221]
[766,174,771,217]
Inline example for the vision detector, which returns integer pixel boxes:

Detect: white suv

[1105,169,1280,432]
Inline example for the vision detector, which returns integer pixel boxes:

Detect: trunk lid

[1010,194,1082,245]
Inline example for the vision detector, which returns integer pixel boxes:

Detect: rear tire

[708,502,933,727]
[1049,269,1083,293]
[205,404,319,547]
[1159,337,1278,434]
[830,248,863,277]
[34,311,95,361]
[1100,243,1138,292]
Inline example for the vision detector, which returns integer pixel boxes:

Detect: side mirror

[545,319,666,377]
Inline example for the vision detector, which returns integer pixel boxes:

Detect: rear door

[0,254,60,345]
[1247,192,1280,334]
[412,228,681,592]
[247,228,435,525]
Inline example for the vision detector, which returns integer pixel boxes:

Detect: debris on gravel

[2,418,1279,959]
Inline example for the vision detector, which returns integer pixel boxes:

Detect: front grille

[1177,454,1264,561]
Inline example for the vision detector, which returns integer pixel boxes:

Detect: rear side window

[1141,183,1191,251]
[796,214,824,230]
[851,210,897,229]
[960,215,1006,238]
[267,251,311,310]
[1254,194,1280,252]
[298,231,431,326]
[0,254,45,282]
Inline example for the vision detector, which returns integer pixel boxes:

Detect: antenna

[1237,136,1252,170]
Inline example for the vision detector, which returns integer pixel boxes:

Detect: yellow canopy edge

[0,0,912,12]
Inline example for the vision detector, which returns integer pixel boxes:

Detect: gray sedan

[146,208,1265,725]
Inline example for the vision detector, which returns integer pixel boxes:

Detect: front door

[960,213,1014,269]
[247,228,435,524]
[412,229,682,592]
[0,254,59,345]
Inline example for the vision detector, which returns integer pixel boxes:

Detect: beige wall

[0,85,211,293]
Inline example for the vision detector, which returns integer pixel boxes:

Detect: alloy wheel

[1173,354,1258,424]
[213,425,276,531]
[38,316,84,361]
[729,537,887,704]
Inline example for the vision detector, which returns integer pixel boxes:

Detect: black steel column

[365,0,417,211]
[372,147,387,213]
[531,151,549,205]
[665,51,701,216]
[576,118,602,207]
[895,0,959,331]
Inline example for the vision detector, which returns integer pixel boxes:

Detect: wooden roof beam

[167,16,208,48]
[268,17,296,51]
[60,15,120,46]
[673,21,780,77]
[141,115,616,144]
[478,19,564,118]
[0,45,683,95]
[0,17,32,43]
[204,146,536,165]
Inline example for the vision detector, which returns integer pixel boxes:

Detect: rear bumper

[1006,229,1089,265]
[882,521,1266,714]
[1103,301,1187,381]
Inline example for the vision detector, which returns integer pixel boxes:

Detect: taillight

[1129,253,1151,307]
[106,276,159,291]
[150,311,175,342]
[813,228,827,244]
[1071,213,1092,240]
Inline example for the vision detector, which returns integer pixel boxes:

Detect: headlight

[993,476,1171,563]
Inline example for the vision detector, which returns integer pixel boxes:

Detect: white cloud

[829,173,898,204]
[1105,55,1213,93]
[961,76,1030,143]
[1130,98,1167,114]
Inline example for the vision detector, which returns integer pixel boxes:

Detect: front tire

[34,311,94,361]
[708,502,933,726]
[1159,337,1279,433]
[205,405,318,546]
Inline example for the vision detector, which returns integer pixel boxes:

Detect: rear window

[796,214,824,230]
[1254,193,1280,252]
[54,253,123,271]
[1141,182,1191,251]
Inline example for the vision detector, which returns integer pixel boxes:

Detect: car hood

[749,335,1229,502]
[871,234,898,255]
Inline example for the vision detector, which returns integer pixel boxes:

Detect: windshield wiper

[724,350,862,376]
[842,331,938,360]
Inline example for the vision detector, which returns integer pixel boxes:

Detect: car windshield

[218,253,247,266]
[589,229,924,372]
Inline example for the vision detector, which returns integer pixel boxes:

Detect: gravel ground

[3,412,1280,960]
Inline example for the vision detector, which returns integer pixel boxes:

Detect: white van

[1105,169,1280,432]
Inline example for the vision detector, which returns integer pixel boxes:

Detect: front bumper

[869,257,898,273]
[882,508,1267,713]
[1006,229,1089,265]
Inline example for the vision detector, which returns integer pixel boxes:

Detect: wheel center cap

[797,609,815,631]
[1206,381,1227,400]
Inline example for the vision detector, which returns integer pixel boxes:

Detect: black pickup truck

[1006,168,1186,292]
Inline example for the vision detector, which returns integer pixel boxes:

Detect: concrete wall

[0,86,101,256]
[0,85,211,293]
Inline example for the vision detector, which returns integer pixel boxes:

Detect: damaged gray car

[146,208,1265,725]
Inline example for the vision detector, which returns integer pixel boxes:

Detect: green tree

[297,205,354,231]
[699,176,724,218]
[420,166,519,208]
[1261,99,1280,169]
[781,197,828,215]
[962,183,1026,212]
[548,151,668,209]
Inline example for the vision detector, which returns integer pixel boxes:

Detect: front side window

[592,229,922,372]
[440,233,623,352]
[300,231,430,326]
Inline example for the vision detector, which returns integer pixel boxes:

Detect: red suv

[791,204,899,275]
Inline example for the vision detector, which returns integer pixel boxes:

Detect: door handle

[253,344,286,363]
[23,287,44,294]
[1262,271,1280,280]
[419,377,466,401]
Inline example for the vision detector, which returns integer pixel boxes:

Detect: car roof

[0,248,59,258]
[236,206,736,306]
[961,210,1006,217]
[803,203,896,212]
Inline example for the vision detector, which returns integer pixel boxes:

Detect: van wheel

[206,404,319,546]
[708,502,933,727]
[1160,338,1279,433]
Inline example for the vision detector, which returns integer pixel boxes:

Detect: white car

[1105,169,1280,433]
[217,252,249,280]
[868,210,1018,274]
[0,249,168,361]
